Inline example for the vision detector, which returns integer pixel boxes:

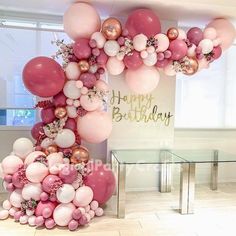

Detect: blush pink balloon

[212,46,222,60]
[59,164,77,184]
[26,162,49,183]
[24,151,46,166]
[155,33,170,52]
[79,73,97,89]
[155,58,171,68]
[46,153,64,168]
[125,8,161,38]
[73,186,93,207]
[2,155,23,175]
[53,92,67,107]
[42,175,62,194]
[77,111,112,143]
[63,3,101,40]
[41,107,56,124]
[35,200,57,217]
[169,39,188,60]
[45,218,56,229]
[95,80,109,93]
[23,57,65,98]
[84,163,116,204]
[73,38,92,60]
[22,183,42,201]
[31,122,44,140]
[187,27,204,46]
[96,49,108,66]
[124,51,143,70]
[80,94,102,111]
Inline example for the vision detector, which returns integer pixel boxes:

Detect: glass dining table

[111,149,236,218]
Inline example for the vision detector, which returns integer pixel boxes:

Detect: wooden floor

[1,183,236,236]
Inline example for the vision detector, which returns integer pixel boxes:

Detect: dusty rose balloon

[64,118,77,131]
[42,175,62,193]
[65,62,81,80]
[2,155,23,175]
[187,27,203,46]
[77,111,112,143]
[53,203,76,226]
[125,8,161,37]
[155,33,170,52]
[80,94,102,111]
[59,164,77,184]
[84,163,116,204]
[31,122,44,140]
[96,49,108,66]
[106,57,125,75]
[169,39,188,60]
[79,72,97,89]
[23,57,65,98]
[73,186,93,207]
[22,183,42,201]
[124,51,143,70]
[41,107,56,124]
[26,162,49,183]
[10,189,23,208]
[35,200,57,217]
[12,171,24,189]
[63,3,101,40]
[125,65,160,94]
[68,219,79,231]
[45,218,56,229]
[207,18,236,51]
[212,46,222,60]
[73,38,92,60]
[53,92,67,107]
[24,151,46,166]
[155,58,170,68]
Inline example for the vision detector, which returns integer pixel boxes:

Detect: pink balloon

[84,163,116,204]
[2,155,23,175]
[26,162,48,183]
[68,219,79,231]
[96,49,108,66]
[42,175,62,194]
[53,92,67,107]
[80,94,102,111]
[207,18,236,51]
[24,151,46,166]
[64,118,77,131]
[79,73,97,89]
[125,9,161,38]
[124,51,143,70]
[212,46,222,60]
[169,39,188,60]
[45,218,56,229]
[77,111,112,143]
[73,38,92,60]
[106,57,125,75]
[125,65,160,94]
[72,208,82,220]
[73,186,93,207]
[59,164,77,184]
[155,58,171,68]
[12,171,24,189]
[23,57,65,98]
[46,153,64,169]
[35,201,57,217]
[204,27,217,40]
[155,33,170,53]
[187,27,203,46]
[63,3,101,40]
[31,122,44,140]
[41,107,56,124]
[95,80,109,93]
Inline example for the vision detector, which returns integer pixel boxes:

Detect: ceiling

[0,0,236,25]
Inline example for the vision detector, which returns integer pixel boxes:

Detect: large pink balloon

[63,3,101,40]
[207,18,236,51]
[169,39,188,60]
[23,57,65,98]
[31,122,44,140]
[124,51,143,70]
[125,9,161,38]
[125,65,160,94]
[77,111,112,143]
[84,163,116,204]
[73,39,92,60]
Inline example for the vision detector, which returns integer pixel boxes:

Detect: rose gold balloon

[182,57,199,75]
[45,145,58,156]
[167,28,179,40]
[102,17,122,40]
[54,107,67,119]
[78,60,90,72]
[70,146,90,164]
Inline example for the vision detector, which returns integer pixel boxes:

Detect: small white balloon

[91,32,106,49]
[2,200,11,210]
[106,57,125,75]
[13,138,34,159]
[143,52,157,66]
[155,33,170,52]
[20,215,28,224]
[187,44,197,58]
[56,184,75,204]
[66,105,78,118]
[28,215,36,226]
[177,28,187,40]
[40,138,54,149]
[22,183,43,201]
[133,34,148,52]
[10,189,24,208]
[199,39,214,54]
[55,129,75,148]
[104,40,120,57]
[63,81,81,99]
[89,64,98,74]
[0,210,9,220]
[26,209,34,216]
[65,62,81,80]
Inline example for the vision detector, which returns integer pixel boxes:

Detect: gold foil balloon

[167,27,179,40]
[78,60,90,72]
[182,57,199,75]
[45,145,58,156]
[54,107,67,119]
[102,17,122,40]
[70,146,90,164]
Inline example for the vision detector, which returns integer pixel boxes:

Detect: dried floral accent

[51,39,74,68]
[49,179,63,196]
[17,165,28,185]
[43,117,67,138]
[119,38,134,56]
[146,36,158,48]
[35,100,53,109]
[184,39,193,48]
[75,131,81,145]
[21,199,38,213]
[34,155,48,166]
[73,173,84,187]
[172,60,183,73]
[87,86,108,104]
[74,162,90,177]
[77,106,87,117]
[88,55,97,66]
[35,133,46,147]
[62,148,73,159]
[204,51,214,62]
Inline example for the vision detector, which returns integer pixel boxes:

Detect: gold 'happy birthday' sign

[110,90,173,126]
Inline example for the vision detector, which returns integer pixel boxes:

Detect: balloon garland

[0,2,235,231]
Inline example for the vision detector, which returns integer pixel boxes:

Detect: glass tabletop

[168,150,236,163]
[111,150,187,164]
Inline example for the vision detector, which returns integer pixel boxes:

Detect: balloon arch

[0,2,235,230]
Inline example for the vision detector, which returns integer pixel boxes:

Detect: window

[0,19,69,126]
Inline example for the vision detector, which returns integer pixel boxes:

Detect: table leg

[180,163,195,214]
[117,163,126,218]
[111,153,118,196]
[211,150,218,190]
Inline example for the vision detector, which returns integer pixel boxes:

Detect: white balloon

[177,28,187,40]
[63,81,81,99]
[155,33,169,52]
[0,210,9,220]
[20,215,28,224]
[22,183,42,201]
[47,152,64,168]
[28,215,36,226]
[187,44,197,58]
[106,57,125,75]
[40,138,54,149]
[199,39,214,54]
[143,52,157,66]
[55,129,75,148]
[91,32,106,49]
[133,34,148,52]
[65,62,81,80]
[2,200,12,210]
[66,105,78,118]
[24,151,46,166]
[25,162,48,183]
[10,189,23,208]
[104,40,120,57]
[56,184,75,204]
[13,138,33,160]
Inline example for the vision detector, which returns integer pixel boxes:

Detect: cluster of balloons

[0,138,116,231]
